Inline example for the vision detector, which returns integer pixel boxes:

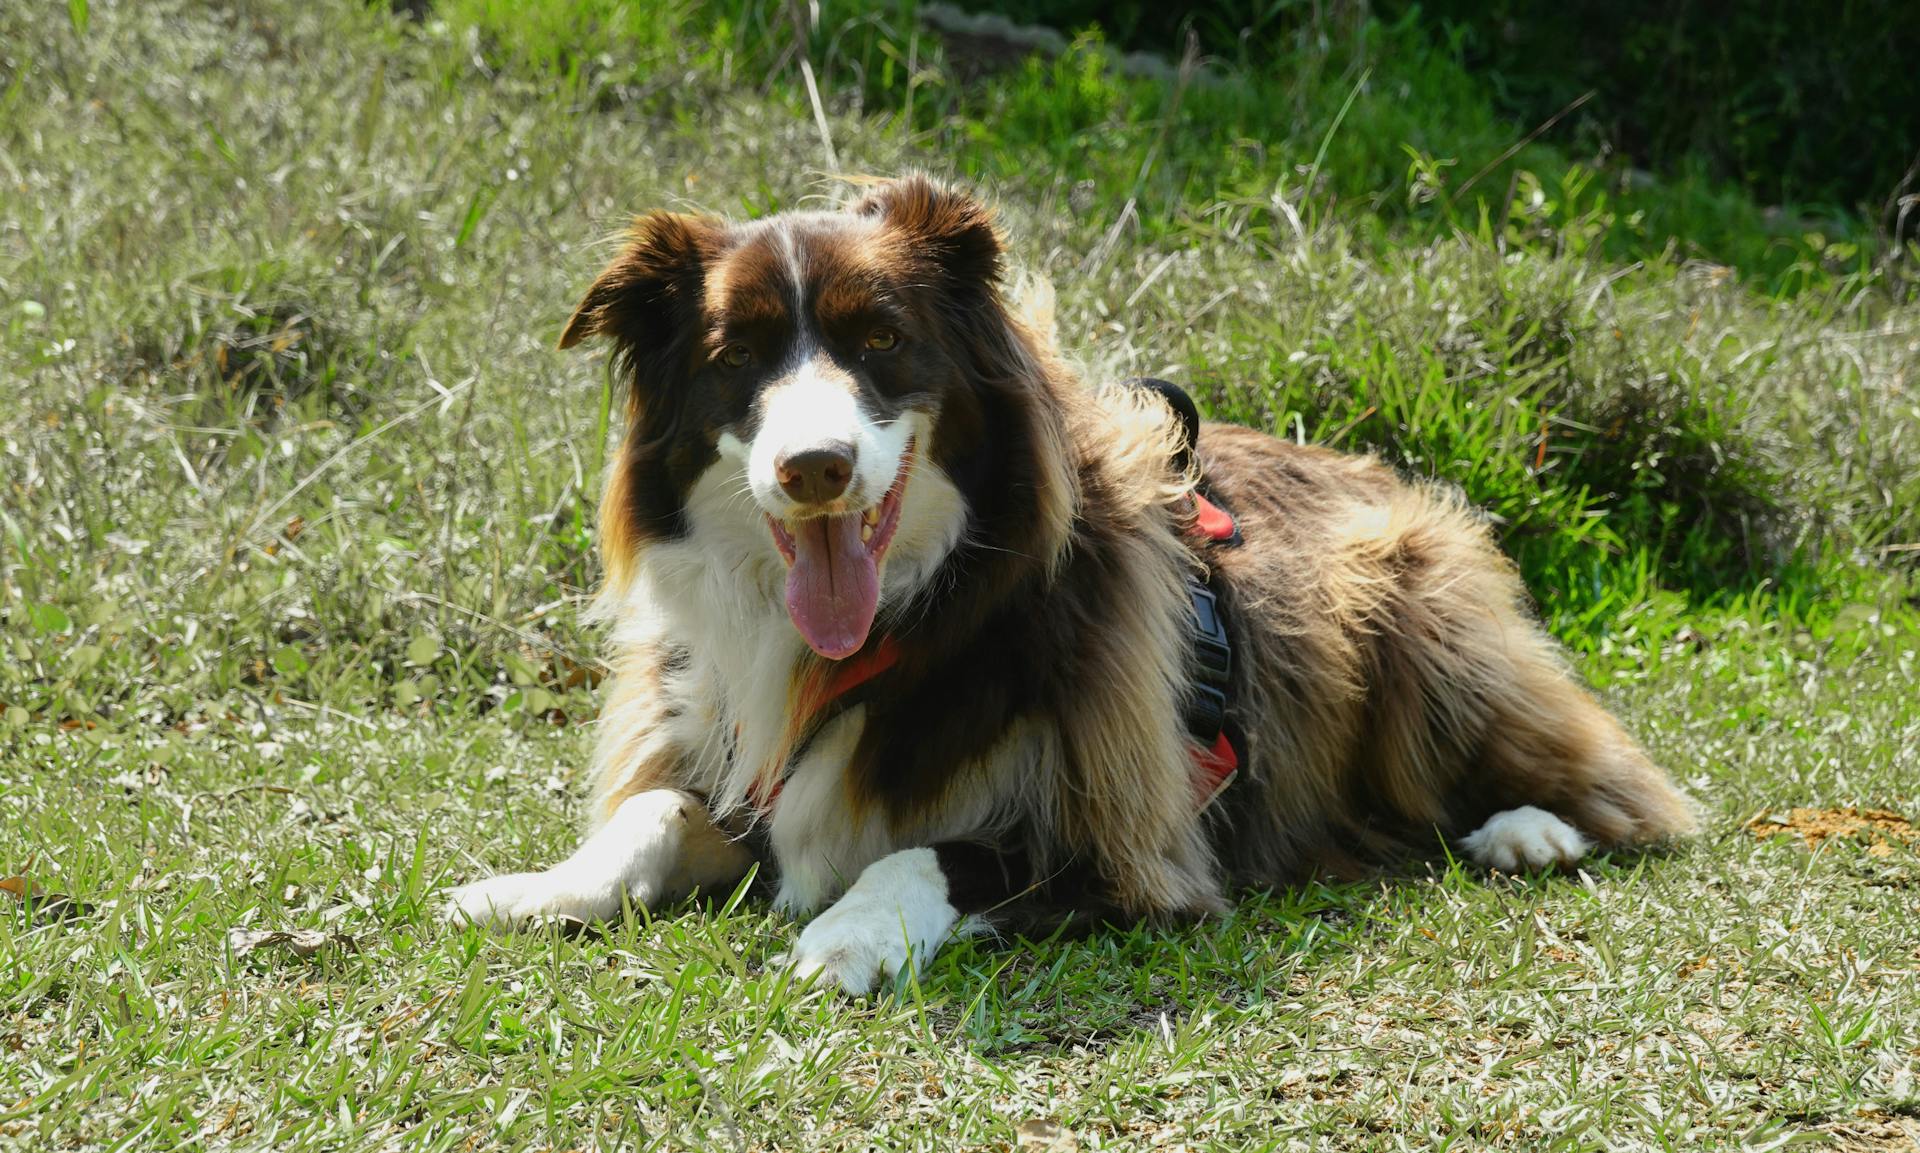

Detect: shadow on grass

[445,837,1700,1062]
[901,842,1695,1057]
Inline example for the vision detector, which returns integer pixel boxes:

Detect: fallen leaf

[0,875,91,920]
[1746,807,1917,854]
[226,928,357,959]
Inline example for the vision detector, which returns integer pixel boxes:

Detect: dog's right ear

[558,212,720,353]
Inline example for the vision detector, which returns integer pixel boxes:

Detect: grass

[433,0,1912,291]
[2,0,1918,1148]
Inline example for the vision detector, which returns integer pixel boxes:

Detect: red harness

[1191,490,1239,547]
[752,490,1242,814]
[1183,491,1241,806]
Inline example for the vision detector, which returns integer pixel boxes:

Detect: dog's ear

[854,175,1003,288]
[558,212,720,353]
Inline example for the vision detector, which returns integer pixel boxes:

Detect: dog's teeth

[862,507,879,526]
[861,523,874,543]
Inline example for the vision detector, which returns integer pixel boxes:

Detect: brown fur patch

[703,236,789,333]
[559,213,720,353]
[586,642,684,822]
[595,447,641,600]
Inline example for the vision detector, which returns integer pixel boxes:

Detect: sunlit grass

[1,1,1917,1148]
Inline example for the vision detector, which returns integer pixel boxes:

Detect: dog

[446,175,1696,993]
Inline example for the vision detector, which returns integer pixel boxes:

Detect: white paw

[786,900,914,996]
[443,791,708,931]
[781,847,958,996]
[442,869,628,930]
[1460,806,1592,872]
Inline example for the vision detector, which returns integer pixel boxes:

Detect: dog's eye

[718,343,751,369]
[865,327,901,352]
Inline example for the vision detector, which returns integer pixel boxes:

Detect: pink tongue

[784,514,879,660]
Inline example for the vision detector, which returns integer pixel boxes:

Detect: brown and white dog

[446,176,1695,993]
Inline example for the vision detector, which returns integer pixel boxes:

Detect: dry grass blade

[786,0,838,171]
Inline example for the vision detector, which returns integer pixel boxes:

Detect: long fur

[1197,425,1695,884]
[458,175,1695,949]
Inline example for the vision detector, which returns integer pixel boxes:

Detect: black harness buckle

[1185,579,1232,739]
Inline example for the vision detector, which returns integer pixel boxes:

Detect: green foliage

[434,0,1904,289]
[1154,208,1918,621]
[1393,0,1920,215]
[978,0,1919,241]
[437,0,698,79]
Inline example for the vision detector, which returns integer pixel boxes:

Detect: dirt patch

[1746,807,1919,857]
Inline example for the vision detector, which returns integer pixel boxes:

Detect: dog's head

[562,176,1067,660]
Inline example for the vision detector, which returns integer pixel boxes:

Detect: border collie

[446,176,1695,993]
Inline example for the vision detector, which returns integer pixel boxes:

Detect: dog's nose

[776,443,856,505]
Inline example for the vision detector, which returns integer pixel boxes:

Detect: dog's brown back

[1197,423,1695,883]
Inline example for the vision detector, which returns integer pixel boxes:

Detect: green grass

[434,0,1910,292]
[3,0,1919,1148]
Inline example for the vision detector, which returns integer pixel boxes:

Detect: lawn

[2,1,1918,1149]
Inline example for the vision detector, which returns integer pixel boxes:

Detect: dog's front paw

[784,899,914,996]
[442,873,554,929]
[443,870,621,930]
[779,848,960,995]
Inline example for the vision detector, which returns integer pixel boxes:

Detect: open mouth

[766,438,915,660]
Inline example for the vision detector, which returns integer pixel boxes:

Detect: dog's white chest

[763,708,896,914]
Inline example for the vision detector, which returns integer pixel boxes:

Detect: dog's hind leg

[1351,493,1696,872]
[444,789,751,928]
[1459,805,1594,871]
[1459,636,1697,872]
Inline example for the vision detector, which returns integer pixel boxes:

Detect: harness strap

[747,636,902,814]
[820,636,901,701]
[1191,491,1241,545]
[755,636,1241,818]
[1180,516,1241,808]
[1194,731,1239,808]
[1139,375,1245,808]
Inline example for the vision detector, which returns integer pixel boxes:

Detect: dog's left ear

[855,175,1003,288]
